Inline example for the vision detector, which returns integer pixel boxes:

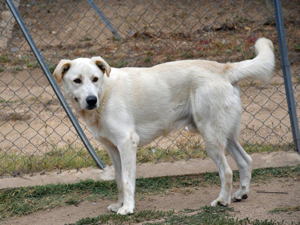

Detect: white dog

[53,38,275,215]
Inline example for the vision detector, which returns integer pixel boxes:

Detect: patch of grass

[0,98,20,104]
[0,179,118,220]
[0,146,111,176]
[250,166,300,184]
[144,51,154,62]
[145,56,151,62]
[0,53,40,70]
[146,50,154,56]
[166,55,174,61]
[182,51,192,59]
[68,209,173,225]
[112,36,122,42]
[0,141,292,176]
[115,60,128,68]
[14,66,22,71]
[0,54,10,63]
[47,63,56,73]
[242,142,291,154]
[69,206,283,225]
[26,62,38,68]
[269,205,300,214]
[65,197,81,207]
[0,165,299,220]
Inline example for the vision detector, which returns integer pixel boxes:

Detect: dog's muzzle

[86,95,98,110]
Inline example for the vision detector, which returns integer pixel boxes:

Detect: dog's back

[103,38,275,146]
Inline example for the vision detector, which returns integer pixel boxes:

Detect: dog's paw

[232,190,248,202]
[232,187,249,202]
[117,206,134,215]
[211,197,230,207]
[108,202,123,213]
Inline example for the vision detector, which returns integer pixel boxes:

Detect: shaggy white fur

[53,38,275,215]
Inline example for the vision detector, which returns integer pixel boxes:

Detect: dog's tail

[224,38,275,84]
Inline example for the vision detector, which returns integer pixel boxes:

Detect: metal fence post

[86,0,122,40]
[5,0,106,169]
[274,0,300,152]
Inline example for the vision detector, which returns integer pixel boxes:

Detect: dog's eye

[92,77,98,83]
[73,78,82,84]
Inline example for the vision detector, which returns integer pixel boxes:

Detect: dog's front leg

[102,143,124,213]
[116,132,139,215]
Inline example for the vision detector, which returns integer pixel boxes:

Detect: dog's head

[53,57,111,111]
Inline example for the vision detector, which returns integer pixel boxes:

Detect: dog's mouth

[86,106,97,110]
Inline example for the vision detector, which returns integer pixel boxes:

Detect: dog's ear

[53,60,72,84]
[92,56,111,77]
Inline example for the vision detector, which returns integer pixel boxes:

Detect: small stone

[10,47,19,52]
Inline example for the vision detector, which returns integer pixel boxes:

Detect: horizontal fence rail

[0,0,299,177]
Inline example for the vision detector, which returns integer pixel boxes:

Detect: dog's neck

[77,108,97,123]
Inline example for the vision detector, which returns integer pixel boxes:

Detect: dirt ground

[3,179,300,225]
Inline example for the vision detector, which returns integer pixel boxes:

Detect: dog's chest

[87,123,103,142]
[78,111,104,141]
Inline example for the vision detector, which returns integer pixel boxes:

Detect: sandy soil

[3,179,300,225]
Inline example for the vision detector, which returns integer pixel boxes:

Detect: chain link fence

[0,0,299,177]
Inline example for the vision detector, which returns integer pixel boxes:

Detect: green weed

[269,205,300,214]
[47,63,56,73]
[0,54,10,63]
[65,197,81,207]
[145,56,151,62]
[26,62,38,68]
[182,51,192,59]
[115,60,128,68]
[0,97,20,104]
[14,66,22,71]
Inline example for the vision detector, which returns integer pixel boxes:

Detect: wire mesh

[0,0,299,177]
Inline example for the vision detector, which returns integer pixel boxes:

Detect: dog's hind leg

[192,83,238,206]
[226,136,252,202]
[102,142,124,213]
[198,122,233,206]
[204,136,233,206]
[116,131,139,215]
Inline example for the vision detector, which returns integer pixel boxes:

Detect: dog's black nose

[86,95,97,108]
